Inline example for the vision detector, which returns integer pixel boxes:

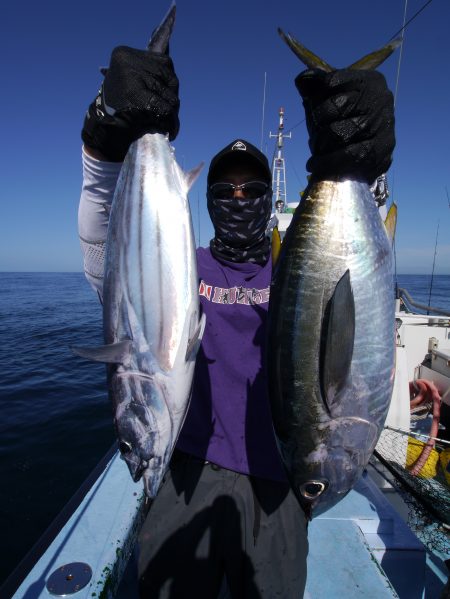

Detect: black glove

[295,69,395,183]
[82,46,180,162]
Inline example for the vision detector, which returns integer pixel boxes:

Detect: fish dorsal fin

[384,202,398,246]
[271,225,282,266]
[184,162,204,191]
[185,313,206,362]
[320,270,355,412]
[147,2,176,54]
[71,340,133,365]
[278,29,401,72]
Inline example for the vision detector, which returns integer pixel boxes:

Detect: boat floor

[10,452,448,598]
[117,469,447,599]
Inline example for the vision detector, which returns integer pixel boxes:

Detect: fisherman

[78,41,395,599]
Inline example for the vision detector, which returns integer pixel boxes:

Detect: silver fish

[267,34,397,517]
[74,4,205,497]
[103,133,204,497]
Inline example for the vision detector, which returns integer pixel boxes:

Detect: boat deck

[308,470,445,598]
[8,451,448,598]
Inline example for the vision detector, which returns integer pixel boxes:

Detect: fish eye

[119,441,133,455]
[300,480,327,499]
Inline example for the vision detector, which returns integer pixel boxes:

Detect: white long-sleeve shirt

[78,148,122,299]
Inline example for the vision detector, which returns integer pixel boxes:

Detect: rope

[408,379,441,476]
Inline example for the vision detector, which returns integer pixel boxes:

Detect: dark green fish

[267,34,398,517]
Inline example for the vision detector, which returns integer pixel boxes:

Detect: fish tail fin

[278,28,401,71]
[277,28,334,71]
[147,2,176,54]
[348,38,402,70]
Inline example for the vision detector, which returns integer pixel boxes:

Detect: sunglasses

[209,180,269,200]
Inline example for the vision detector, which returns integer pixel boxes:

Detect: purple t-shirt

[176,247,286,482]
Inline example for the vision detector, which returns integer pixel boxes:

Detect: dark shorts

[138,451,308,599]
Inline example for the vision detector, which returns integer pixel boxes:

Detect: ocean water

[396,274,450,313]
[0,273,114,587]
[0,271,449,587]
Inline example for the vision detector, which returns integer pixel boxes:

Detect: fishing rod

[427,220,440,314]
[426,184,449,313]
[389,0,433,41]
[388,0,408,290]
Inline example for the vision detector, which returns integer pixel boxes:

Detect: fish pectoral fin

[185,313,206,362]
[384,202,398,246]
[320,270,355,411]
[71,340,133,365]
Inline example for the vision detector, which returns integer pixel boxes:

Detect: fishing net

[374,424,450,561]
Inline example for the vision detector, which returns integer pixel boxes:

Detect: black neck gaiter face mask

[207,189,273,265]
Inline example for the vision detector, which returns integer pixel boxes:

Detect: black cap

[207,139,272,185]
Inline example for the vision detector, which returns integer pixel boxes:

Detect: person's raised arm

[78,45,180,299]
[82,45,180,162]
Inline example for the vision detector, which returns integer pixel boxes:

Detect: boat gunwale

[0,443,119,598]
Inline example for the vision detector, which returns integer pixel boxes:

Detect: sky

[0,0,449,274]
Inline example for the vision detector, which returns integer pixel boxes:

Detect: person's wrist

[81,103,132,162]
[83,145,113,162]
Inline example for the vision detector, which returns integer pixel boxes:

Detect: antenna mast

[269,107,291,213]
